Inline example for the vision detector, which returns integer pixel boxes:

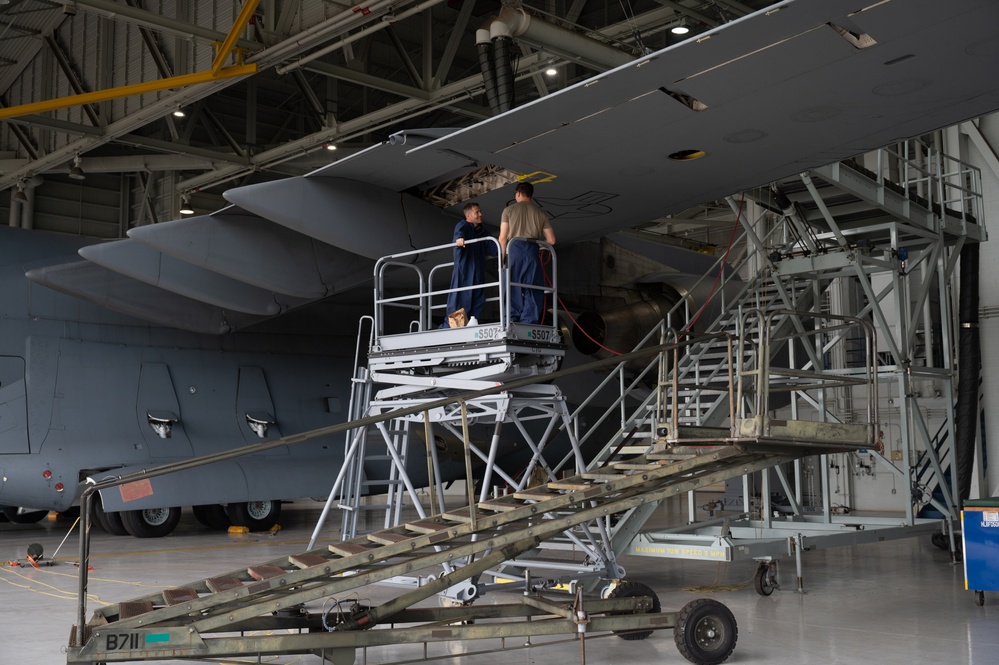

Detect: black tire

[2,507,49,523]
[977,591,985,606]
[91,501,129,536]
[754,562,777,596]
[121,507,182,538]
[931,532,950,550]
[192,504,231,530]
[226,500,281,531]
[607,581,662,641]
[674,598,738,665]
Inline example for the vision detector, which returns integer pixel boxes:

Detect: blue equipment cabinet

[962,497,999,606]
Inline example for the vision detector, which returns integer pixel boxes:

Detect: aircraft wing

[26,0,999,332]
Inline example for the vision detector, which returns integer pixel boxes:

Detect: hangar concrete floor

[1,497,995,665]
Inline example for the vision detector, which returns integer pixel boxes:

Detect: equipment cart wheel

[976,591,985,606]
[673,598,738,665]
[754,562,778,596]
[607,581,661,641]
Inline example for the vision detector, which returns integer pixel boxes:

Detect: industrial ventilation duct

[476,4,634,115]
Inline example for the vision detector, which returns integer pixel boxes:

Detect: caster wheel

[754,562,778,596]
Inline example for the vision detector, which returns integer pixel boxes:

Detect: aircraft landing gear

[121,507,182,538]
[754,561,779,596]
[227,500,281,531]
[192,504,231,530]
[91,500,128,536]
[2,507,48,523]
[673,598,739,665]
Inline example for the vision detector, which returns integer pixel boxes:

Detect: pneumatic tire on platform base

[673,598,738,665]
[607,581,662,641]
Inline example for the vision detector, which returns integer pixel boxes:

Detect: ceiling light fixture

[173,106,186,118]
[325,143,337,151]
[12,182,26,203]
[545,66,558,77]
[68,155,85,181]
[671,24,690,35]
[179,194,194,215]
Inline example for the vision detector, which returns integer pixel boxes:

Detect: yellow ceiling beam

[212,0,262,75]
[0,64,257,121]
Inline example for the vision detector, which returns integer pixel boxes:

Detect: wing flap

[79,239,288,316]
[223,176,453,258]
[25,261,265,334]
[129,213,371,298]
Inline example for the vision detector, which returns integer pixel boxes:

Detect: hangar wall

[967,113,999,499]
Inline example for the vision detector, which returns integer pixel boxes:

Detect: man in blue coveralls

[499,182,556,324]
[442,202,495,326]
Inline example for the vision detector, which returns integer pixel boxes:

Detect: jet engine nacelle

[568,267,741,361]
[570,293,682,359]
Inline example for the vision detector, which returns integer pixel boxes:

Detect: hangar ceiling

[0,0,776,238]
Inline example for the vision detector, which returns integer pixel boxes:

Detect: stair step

[547,480,594,491]
[289,554,329,569]
[612,461,665,471]
[581,472,626,481]
[367,532,410,546]
[406,519,450,534]
[248,565,287,581]
[513,487,560,500]
[329,542,375,557]
[119,601,154,619]
[477,498,523,512]
[162,588,199,605]
[206,576,244,593]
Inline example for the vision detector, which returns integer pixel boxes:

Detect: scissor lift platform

[67,434,867,665]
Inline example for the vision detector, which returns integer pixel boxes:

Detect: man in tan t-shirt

[499,182,556,324]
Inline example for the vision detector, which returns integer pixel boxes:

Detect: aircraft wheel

[227,500,281,531]
[121,507,182,538]
[673,598,738,665]
[192,504,231,530]
[2,507,49,523]
[753,562,778,596]
[91,501,128,536]
[607,581,661,641]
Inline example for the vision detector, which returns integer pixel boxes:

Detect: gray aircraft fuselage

[0,226,378,514]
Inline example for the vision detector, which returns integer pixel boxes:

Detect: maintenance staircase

[66,236,880,665]
[67,341,871,665]
[547,138,983,571]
